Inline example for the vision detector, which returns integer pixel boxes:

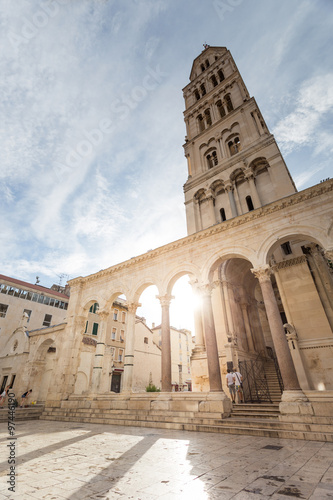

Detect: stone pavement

[0,420,333,500]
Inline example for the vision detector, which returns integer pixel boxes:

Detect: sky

[1,0,332,330]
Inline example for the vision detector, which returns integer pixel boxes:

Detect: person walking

[233,368,244,403]
[226,369,236,403]
[0,385,10,407]
[20,389,32,407]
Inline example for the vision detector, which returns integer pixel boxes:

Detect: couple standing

[226,368,244,404]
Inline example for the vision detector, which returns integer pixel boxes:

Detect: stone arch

[131,277,161,304]
[2,328,30,356]
[202,247,256,282]
[32,337,56,362]
[257,226,329,266]
[209,179,225,195]
[249,156,270,175]
[163,264,202,296]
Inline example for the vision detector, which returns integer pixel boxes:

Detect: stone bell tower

[182,46,296,235]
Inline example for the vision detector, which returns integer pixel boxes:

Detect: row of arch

[197,94,233,133]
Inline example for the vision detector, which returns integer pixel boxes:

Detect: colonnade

[105,264,303,398]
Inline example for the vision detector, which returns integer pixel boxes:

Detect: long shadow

[67,431,162,500]
[0,428,103,472]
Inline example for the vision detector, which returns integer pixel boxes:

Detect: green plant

[145,384,160,392]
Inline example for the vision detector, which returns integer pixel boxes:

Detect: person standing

[226,369,236,403]
[233,368,244,403]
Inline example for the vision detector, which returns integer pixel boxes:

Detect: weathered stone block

[151,400,170,411]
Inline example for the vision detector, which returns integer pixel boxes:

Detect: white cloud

[273,73,333,154]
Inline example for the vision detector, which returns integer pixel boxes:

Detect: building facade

[0,47,332,423]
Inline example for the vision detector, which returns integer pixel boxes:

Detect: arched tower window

[220,208,226,221]
[206,150,218,169]
[211,75,218,87]
[201,64,205,72]
[204,109,212,126]
[246,195,254,211]
[200,83,206,96]
[228,136,241,156]
[194,89,200,100]
[218,69,225,82]
[216,100,226,118]
[205,59,210,68]
[225,94,233,112]
[197,114,205,132]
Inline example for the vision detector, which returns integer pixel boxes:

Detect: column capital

[197,282,216,297]
[125,302,141,314]
[324,248,333,261]
[98,310,109,321]
[224,180,234,192]
[156,294,174,307]
[251,265,272,283]
[284,323,298,342]
[243,166,254,180]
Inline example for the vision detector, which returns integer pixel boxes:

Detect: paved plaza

[0,420,333,499]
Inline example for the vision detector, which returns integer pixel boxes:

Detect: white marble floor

[0,420,333,499]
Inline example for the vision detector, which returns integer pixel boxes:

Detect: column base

[280,390,311,417]
[281,390,309,402]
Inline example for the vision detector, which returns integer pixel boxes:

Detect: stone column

[221,279,234,339]
[91,311,108,393]
[225,181,238,218]
[193,306,205,350]
[240,302,255,351]
[157,294,174,392]
[205,189,216,226]
[122,302,140,393]
[199,284,223,392]
[194,198,202,232]
[244,168,261,208]
[251,266,307,401]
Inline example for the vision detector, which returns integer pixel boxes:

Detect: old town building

[0,46,332,436]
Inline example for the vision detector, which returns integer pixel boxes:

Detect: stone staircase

[0,405,44,422]
[39,398,333,442]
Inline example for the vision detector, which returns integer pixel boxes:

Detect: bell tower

[182,46,296,235]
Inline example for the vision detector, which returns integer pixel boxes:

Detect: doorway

[111,373,121,393]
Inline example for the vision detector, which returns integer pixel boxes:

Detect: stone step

[0,405,44,422]
[221,417,333,434]
[39,412,333,442]
[184,423,333,442]
[41,409,222,426]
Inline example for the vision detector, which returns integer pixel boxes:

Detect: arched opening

[246,195,254,211]
[220,208,226,221]
[266,235,333,391]
[204,108,212,126]
[216,100,226,118]
[225,94,233,112]
[218,69,224,82]
[168,275,197,392]
[134,284,162,392]
[197,114,205,132]
[200,83,206,96]
[194,89,200,100]
[211,75,218,87]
